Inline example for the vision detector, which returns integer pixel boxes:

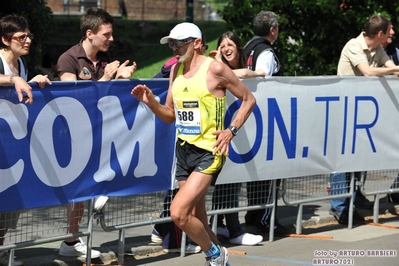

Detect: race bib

[174,98,202,135]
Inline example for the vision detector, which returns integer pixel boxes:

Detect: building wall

[46,0,206,20]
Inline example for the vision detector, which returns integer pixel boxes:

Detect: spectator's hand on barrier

[116,60,137,79]
[30,74,52,89]
[212,129,234,156]
[101,60,120,81]
[14,76,33,104]
[255,69,267,77]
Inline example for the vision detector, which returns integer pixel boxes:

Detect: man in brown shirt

[57,7,136,259]
[58,7,136,81]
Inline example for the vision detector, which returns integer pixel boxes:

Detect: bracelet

[9,74,17,86]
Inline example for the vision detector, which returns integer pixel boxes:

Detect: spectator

[337,15,399,76]
[331,15,399,225]
[382,24,399,65]
[0,15,51,103]
[388,174,399,203]
[34,51,60,81]
[209,31,263,246]
[380,23,399,204]
[0,14,51,266]
[242,10,288,235]
[152,57,177,78]
[210,31,266,79]
[57,7,136,258]
[58,8,136,81]
[244,10,280,77]
[131,22,256,266]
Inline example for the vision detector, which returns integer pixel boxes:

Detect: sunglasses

[11,33,34,42]
[168,37,196,48]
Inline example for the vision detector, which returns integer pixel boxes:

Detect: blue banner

[0,80,175,212]
[2,76,399,212]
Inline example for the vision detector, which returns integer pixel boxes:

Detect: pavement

[5,195,399,266]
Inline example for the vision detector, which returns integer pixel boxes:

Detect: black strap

[0,57,27,75]
[244,38,273,70]
[0,58,4,74]
[244,37,281,75]
[391,48,399,66]
[385,43,399,66]
[20,56,28,74]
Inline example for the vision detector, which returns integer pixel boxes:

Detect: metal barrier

[360,169,399,222]
[282,169,399,234]
[282,173,356,233]
[0,199,96,265]
[97,181,277,263]
[1,173,398,265]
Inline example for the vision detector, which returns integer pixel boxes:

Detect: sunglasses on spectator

[168,37,196,48]
[11,33,34,42]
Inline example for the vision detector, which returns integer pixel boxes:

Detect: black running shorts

[175,138,225,184]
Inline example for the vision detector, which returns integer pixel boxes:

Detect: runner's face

[172,40,195,63]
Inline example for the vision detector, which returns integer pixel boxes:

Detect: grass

[46,16,227,78]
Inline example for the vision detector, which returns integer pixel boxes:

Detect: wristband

[9,74,17,86]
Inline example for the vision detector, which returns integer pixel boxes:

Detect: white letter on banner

[94,96,157,182]
[30,97,92,187]
[0,100,27,192]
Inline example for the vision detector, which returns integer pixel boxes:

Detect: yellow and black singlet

[172,57,226,153]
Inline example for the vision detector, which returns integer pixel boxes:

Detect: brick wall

[124,0,205,20]
[46,0,206,20]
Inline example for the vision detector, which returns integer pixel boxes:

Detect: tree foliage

[221,0,399,76]
[0,0,53,67]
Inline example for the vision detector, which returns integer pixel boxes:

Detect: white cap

[160,22,202,44]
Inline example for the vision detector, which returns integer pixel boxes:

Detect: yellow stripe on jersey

[172,57,226,153]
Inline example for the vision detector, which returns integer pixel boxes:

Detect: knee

[170,206,187,228]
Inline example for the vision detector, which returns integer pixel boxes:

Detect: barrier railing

[282,173,357,233]
[281,169,399,234]
[97,182,277,263]
[1,175,398,265]
[359,169,399,222]
[0,199,96,265]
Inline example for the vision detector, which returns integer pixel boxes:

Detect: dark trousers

[211,183,244,238]
[329,172,367,213]
[389,172,399,201]
[245,179,281,225]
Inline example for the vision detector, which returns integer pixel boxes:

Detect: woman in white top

[208,31,265,246]
[210,31,266,79]
[0,14,51,104]
[0,14,51,265]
